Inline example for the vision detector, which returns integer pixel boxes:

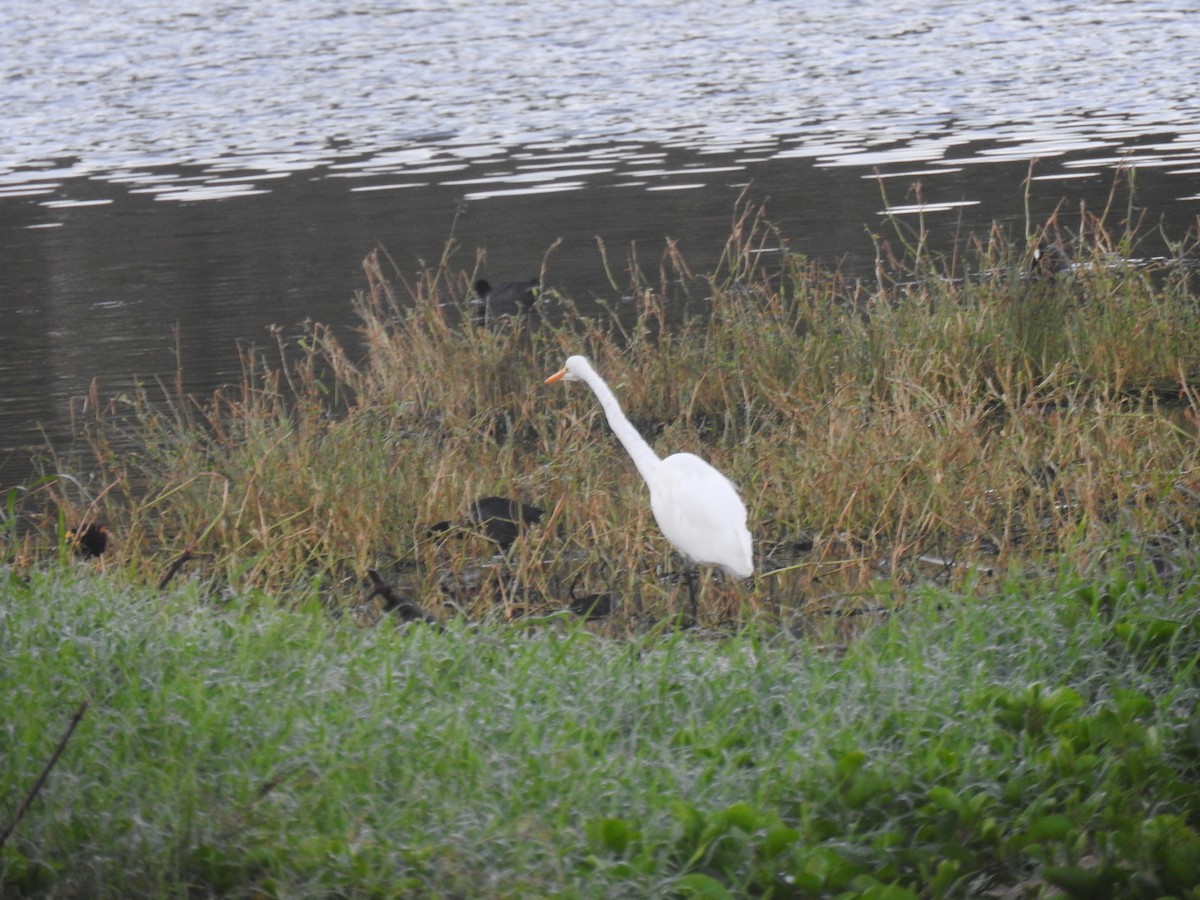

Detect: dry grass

[14,197,1200,628]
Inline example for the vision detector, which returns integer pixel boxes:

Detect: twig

[0,701,88,851]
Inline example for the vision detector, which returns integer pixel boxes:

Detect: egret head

[545,355,590,384]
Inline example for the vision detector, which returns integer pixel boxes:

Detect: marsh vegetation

[4,193,1200,896]
[13,197,1200,628]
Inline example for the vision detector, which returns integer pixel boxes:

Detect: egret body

[545,355,753,579]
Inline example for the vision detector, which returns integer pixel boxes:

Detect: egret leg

[684,566,698,625]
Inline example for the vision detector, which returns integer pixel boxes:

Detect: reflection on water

[1,0,1199,487]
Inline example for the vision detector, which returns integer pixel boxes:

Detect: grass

[2,184,1200,894]
[6,190,1200,628]
[2,560,1198,896]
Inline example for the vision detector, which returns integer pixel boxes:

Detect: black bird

[66,523,110,558]
[429,496,545,551]
[473,278,540,326]
[1030,237,1071,278]
[365,569,436,624]
[470,495,544,549]
[567,587,617,620]
[563,568,618,620]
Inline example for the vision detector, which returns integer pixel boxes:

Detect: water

[2,0,1199,488]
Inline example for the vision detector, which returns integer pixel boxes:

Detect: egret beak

[545,368,568,385]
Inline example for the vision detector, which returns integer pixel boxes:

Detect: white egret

[545,356,753,587]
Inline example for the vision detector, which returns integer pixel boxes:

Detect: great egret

[545,356,753,582]
[473,278,540,326]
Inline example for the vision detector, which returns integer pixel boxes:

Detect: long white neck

[576,360,661,484]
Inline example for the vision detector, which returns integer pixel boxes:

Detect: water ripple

[1,0,1198,201]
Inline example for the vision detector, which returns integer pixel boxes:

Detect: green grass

[3,189,1200,895]
[2,562,1199,897]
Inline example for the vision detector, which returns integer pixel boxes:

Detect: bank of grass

[2,560,1199,896]
[11,200,1200,625]
[4,200,1200,896]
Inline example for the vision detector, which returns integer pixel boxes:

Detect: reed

[14,195,1200,626]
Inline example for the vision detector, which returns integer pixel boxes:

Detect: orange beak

[544,367,568,385]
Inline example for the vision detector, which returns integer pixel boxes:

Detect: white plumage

[545,355,753,579]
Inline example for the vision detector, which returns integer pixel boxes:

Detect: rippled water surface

[7,0,1199,170]
[2,0,1199,485]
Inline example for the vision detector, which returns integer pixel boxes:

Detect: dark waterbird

[429,495,546,551]
[1030,236,1072,278]
[365,569,436,624]
[473,278,540,326]
[566,576,618,620]
[65,523,111,558]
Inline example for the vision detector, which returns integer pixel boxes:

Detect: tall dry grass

[17,197,1200,627]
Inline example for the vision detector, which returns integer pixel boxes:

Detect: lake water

[2,0,1199,489]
